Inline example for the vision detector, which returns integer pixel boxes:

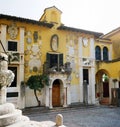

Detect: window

[83,69,89,84]
[95,46,101,60]
[8,41,17,51]
[103,47,108,61]
[46,53,63,71]
[8,67,17,87]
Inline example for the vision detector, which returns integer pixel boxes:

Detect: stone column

[63,87,67,107]
[79,67,83,102]
[45,85,49,107]
[78,37,83,103]
[78,37,82,57]
[19,27,25,109]
[66,84,71,105]
[90,67,95,104]
[109,45,112,60]
[101,47,103,60]
[20,27,24,53]
[49,88,53,109]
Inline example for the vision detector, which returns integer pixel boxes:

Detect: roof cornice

[0,14,54,28]
[57,25,103,37]
[102,27,120,38]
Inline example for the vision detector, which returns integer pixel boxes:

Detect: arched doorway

[96,70,110,105]
[102,74,109,98]
[46,73,70,109]
[52,79,61,107]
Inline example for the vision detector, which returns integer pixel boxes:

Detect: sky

[0,0,120,34]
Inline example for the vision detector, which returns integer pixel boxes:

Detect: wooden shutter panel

[59,54,63,66]
[46,53,50,68]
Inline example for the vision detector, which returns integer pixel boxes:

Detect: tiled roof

[57,25,103,37]
[0,14,54,28]
[0,14,103,37]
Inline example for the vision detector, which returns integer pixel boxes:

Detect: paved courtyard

[23,106,120,127]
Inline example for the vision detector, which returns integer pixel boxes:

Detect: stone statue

[0,53,14,104]
[0,53,36,126]
[0,53,59,127]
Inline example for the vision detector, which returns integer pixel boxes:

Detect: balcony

[43,61,72,75]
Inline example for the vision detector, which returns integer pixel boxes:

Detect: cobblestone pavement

[23,106,120,127]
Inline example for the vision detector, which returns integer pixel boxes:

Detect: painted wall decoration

[8,22,18,40]
[66,34,79,76]
[25,44,42,73]
[29,56,41,72]
[25,31,32,44]
[33,31,38,42]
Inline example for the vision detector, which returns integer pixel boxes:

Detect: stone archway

[96,69,110,105]
[45,73,71,109]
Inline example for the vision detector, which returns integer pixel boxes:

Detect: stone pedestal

[0,53,41,127]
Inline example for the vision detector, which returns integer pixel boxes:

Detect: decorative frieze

[8,52,20,63]
[82,58,93,66]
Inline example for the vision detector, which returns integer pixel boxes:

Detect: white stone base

[0,103,66,127]
[7,121,56,127]
[0,103,15,115]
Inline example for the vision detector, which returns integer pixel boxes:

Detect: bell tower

[39,6,62,26]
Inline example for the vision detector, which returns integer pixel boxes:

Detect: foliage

[26,74,49,106]
[27,74,49,91]
[102,74,109,82]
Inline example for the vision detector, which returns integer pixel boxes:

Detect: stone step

[100,98,109,105]
[0,109,22,126]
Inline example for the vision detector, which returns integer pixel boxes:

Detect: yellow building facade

[0,6,119,109]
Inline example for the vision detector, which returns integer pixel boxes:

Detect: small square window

[8,41,17,51]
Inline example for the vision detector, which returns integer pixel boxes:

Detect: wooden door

[103,82,109,97]
[52,84,60,107]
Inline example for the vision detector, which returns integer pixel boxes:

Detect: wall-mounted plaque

[82,38,88,47]
[50,34,59,51]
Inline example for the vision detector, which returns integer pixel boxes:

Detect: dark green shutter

[59,54,63,66]
[46,53,50,68]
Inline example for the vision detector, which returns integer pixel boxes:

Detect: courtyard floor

[23,105,120,127]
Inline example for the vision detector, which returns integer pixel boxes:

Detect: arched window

[103,47,108,61]
[95,46,101,60]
